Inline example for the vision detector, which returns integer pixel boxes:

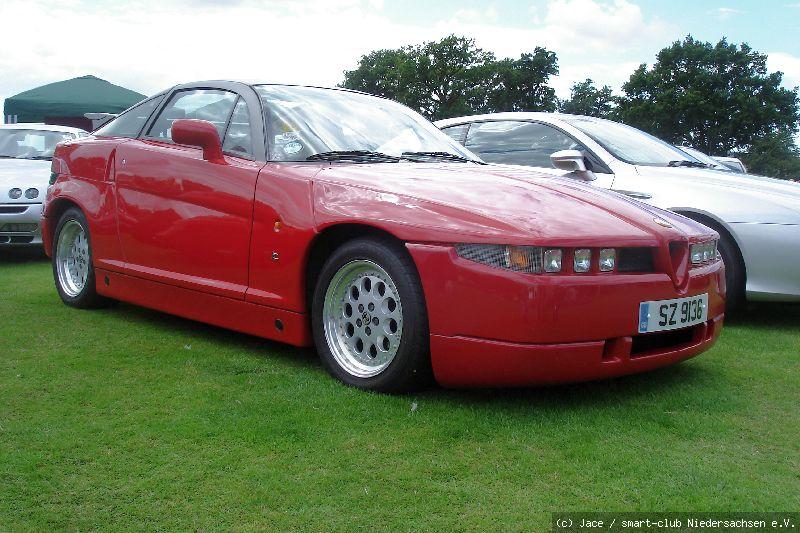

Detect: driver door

[114,89,262,299]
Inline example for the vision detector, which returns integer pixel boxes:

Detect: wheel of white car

[311,236,432,392]
[717,233,745,313]
[52,207,112,308]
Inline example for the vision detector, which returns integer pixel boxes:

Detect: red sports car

[42,81,725,391]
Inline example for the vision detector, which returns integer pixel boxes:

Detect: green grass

[1,252,798,530]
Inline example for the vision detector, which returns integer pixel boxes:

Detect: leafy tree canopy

[740,131,800,180]
[616,36,800,155]
[559,78,615,118]
[341,35,558,120]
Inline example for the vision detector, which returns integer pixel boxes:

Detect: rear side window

[94,95,164,138]
[465,121,584,168]
[441,124,469,145]
[222,98,253,158]
[147,89,237,141]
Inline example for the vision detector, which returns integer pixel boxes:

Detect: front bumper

[732,222,800,302]
[408,243,726,387]
[0,202,43,246]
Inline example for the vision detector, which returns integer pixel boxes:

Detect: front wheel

[52,208,113,308]
[718,233,745,313]
[311,237,432,392]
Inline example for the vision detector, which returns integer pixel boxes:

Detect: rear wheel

[52,208,112,308]
[312,237,431,392]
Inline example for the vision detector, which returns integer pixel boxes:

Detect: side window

[465,121,585,168]
[147,89,237,141]
[94,95,164,138]
[222,98,253,158]
[441,124,469,145]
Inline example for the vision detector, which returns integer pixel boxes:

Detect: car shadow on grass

[0,248,48,263]
[73,291,797,413]
[108,302,320,368]
[102,301,722,413]
[727,302,800,332]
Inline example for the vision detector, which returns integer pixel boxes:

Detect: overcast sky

[2,0,799,112]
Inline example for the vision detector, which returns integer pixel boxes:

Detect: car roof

[434,112,601,128]
[0,123,86,134]
[170,80,373,98]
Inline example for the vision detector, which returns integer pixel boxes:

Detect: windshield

[564,117,694,167]
[255,85,479,162]
[0,129,75,160]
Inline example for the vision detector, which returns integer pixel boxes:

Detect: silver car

[0,124,87,247]
[436,113,800,308]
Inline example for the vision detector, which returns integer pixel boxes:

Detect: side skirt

[95,268,313,347]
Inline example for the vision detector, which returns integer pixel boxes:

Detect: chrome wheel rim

[56,220,89,297]
[323,260,403,378]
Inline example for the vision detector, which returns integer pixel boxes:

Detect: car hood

[634,165,800,224]
[0,158,51,202]
[313,163,713,245]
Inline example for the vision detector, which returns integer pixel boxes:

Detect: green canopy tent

[4,75,146,130]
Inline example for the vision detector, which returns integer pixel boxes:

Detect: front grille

[0,205,28,214]
[630,326,697,357]
[617,247,655,273]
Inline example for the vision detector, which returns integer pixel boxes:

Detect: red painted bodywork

[43,131,725,387]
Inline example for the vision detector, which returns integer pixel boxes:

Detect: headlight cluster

[690,240,719,264]
[455,244,619,274]
[6,188,38,199]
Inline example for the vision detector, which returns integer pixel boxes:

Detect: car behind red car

[42,81,725,391]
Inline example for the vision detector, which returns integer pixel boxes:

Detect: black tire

[311,237,432,392]
[52,207,113,309]
[718,233,745,313]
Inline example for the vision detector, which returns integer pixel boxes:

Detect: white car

[0,124,88,247]
[436,113,800,308]
[713,156,747,174]
[678,146,731,172]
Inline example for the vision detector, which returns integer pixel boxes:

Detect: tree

[740,131,800,180]
[615,36,800,155]
[338,48,418,108]
[488,49,559,113]
[559,79,615,117]
[341,36,558,120]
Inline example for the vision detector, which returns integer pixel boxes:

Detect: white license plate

[637,294,708,334]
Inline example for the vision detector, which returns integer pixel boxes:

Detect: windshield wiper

[668,160,709,168]
[306,150,400,163]
[400,151,482,164]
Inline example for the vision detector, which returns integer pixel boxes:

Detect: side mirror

[550,149,596,181]
[171,119,226,164]
[551,149,587,172]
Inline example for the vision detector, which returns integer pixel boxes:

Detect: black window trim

[92,92,166,138]
[220,96,256,162]
[450,118,614,175]
[141,87,239,144]
[441,122,471,145]
[136,82,268,162]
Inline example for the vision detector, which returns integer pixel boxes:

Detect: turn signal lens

[573,249,591,273]
[507,245,533,271]
[543,249,562,273]
[455,244,543,273]
[599,248,616,271]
